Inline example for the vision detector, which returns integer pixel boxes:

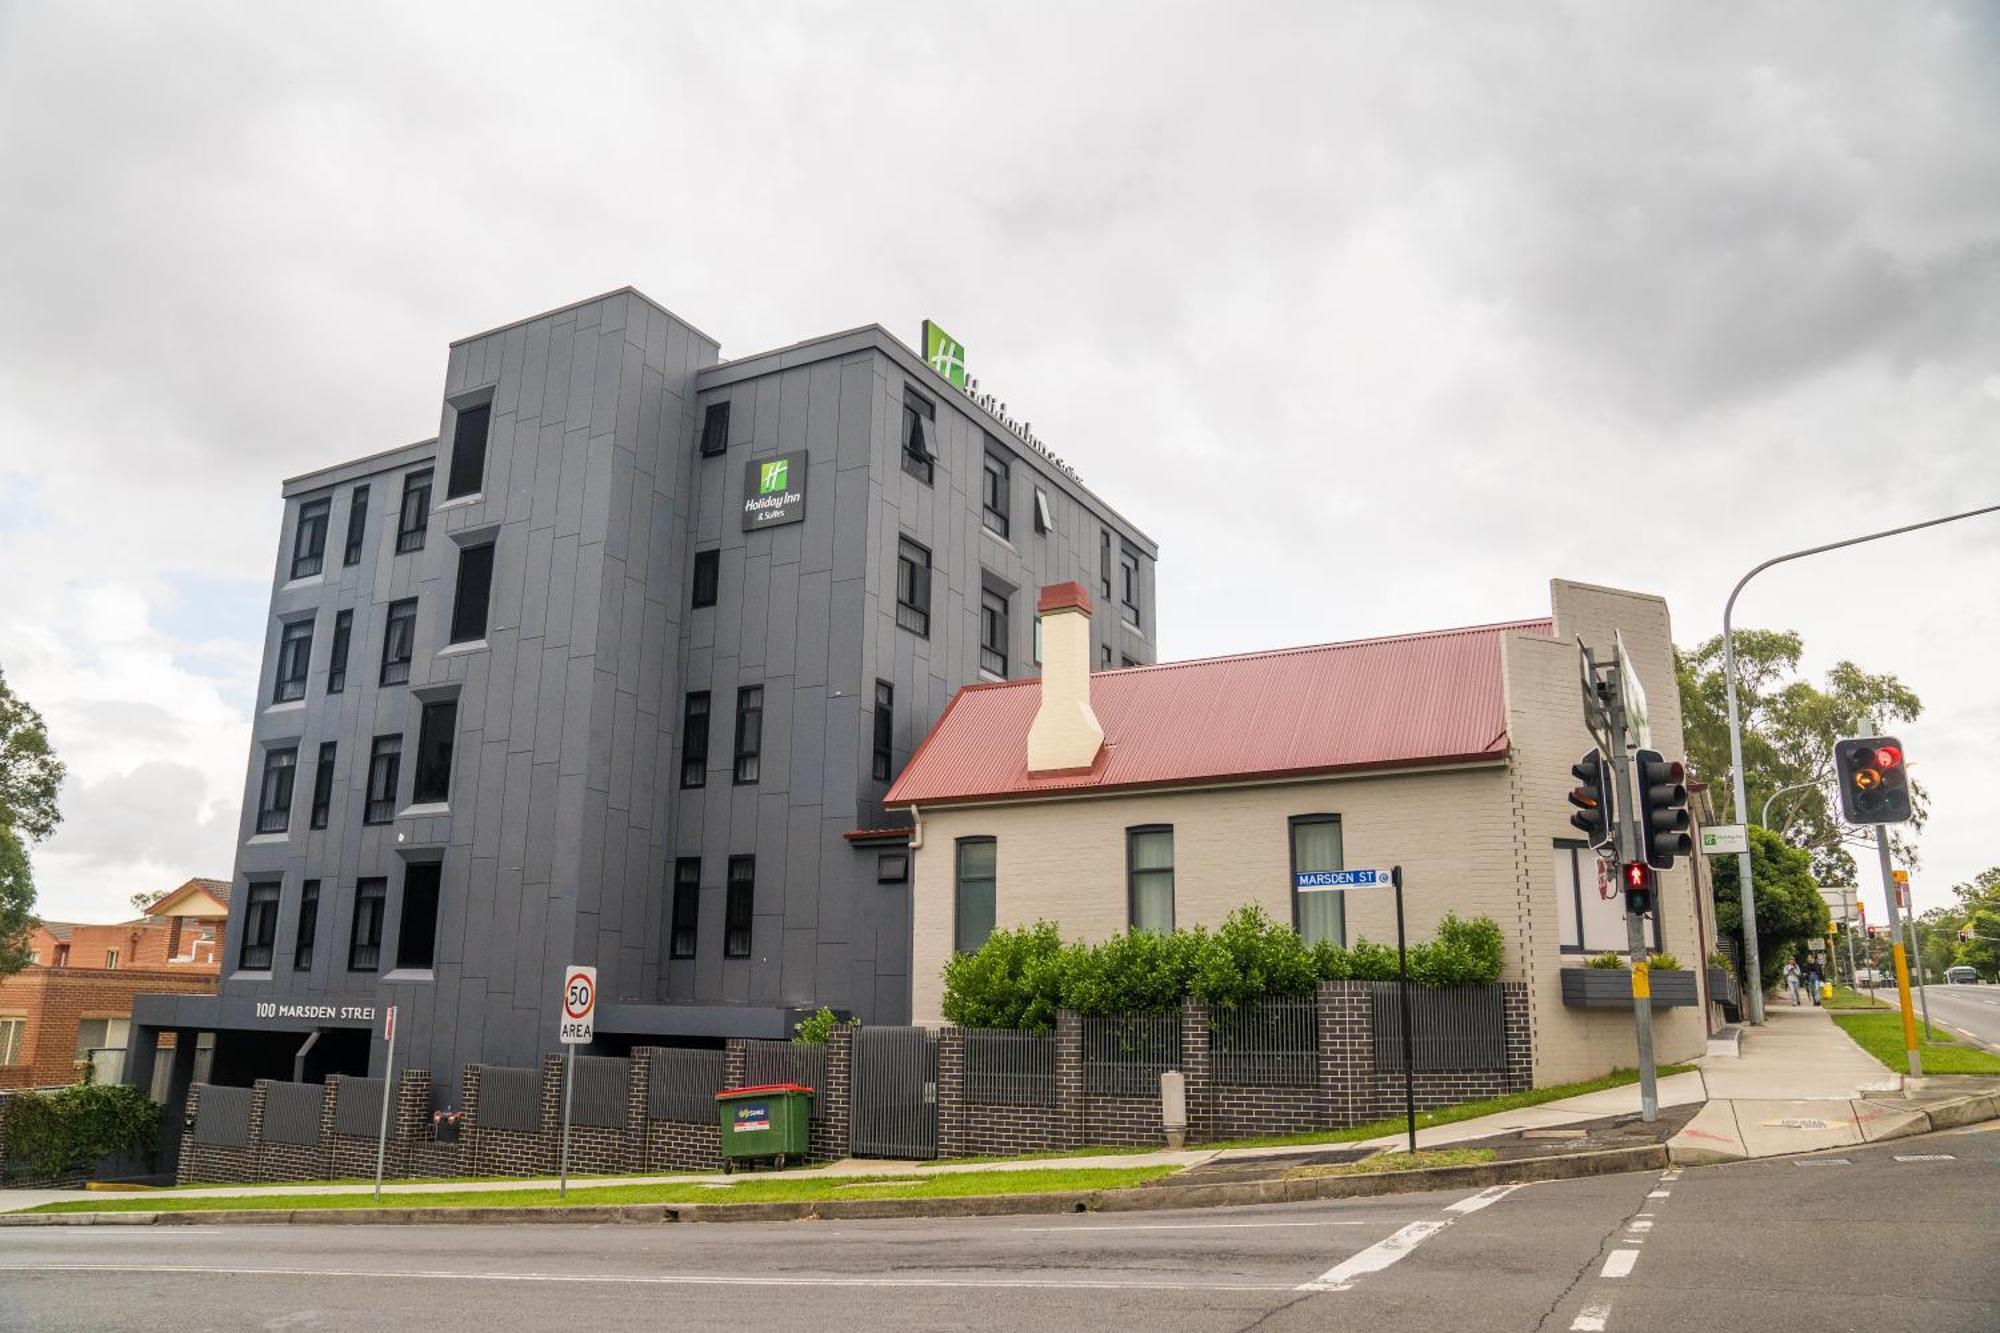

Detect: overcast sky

[2,2,1996,930]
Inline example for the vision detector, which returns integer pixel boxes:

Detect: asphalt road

[3,1127,1995,1333]
[1909,983,2000,1049]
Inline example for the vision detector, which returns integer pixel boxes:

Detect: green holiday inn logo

[923,319,968,389]
[759,459,788,494]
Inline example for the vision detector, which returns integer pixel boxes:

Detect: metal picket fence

[1368,983,1507,1072]
[1210,997,1317,1087]
[643,1047,726,1122]
[742,1040,828,1120]
[963,1028,1057,1106]
[1081,1010,1180,1096]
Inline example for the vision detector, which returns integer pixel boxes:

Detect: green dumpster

[715,1083,814,1171]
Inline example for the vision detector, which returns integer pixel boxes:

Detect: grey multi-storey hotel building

[129,288,1157,1102]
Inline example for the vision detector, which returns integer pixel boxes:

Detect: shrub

[792,1006,859,1044]
[1648,952,1682,971]
[1586,952,1627,970]
[1190,905,1318,1008]
[940,921,1070,1031]
[3,1081,159,1182]
[1707,950,1733,974]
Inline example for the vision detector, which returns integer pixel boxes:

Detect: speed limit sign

[558,964,597,1044]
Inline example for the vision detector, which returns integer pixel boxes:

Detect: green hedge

[941,905,1506,1031]
[3,1082,160,1182]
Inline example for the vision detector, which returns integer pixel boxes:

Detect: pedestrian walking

[1807,961,1824,1006]
[1783,958,1802,1006]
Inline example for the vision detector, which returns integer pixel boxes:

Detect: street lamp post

[1759,779,1821,835]
[1721,501,2000,1026]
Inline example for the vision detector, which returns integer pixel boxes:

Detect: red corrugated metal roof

[886,618,1554,807]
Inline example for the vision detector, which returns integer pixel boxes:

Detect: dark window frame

[256,747,297,835]
[412,699,457,805]
[895,537,932,637]
[732,685,763,785]
[1288,814,1345,947]
[670,858,700,960]
[395,468,432,554]
[239,881,280,971]
[1126,824,1175,934]
[396,862,442,970]
[1120,545,1142,627]
[982,443,1010,539]
[1555,838,1661,953]
[680,691,710,789]
[877,852,909,884]
[871,680,894,782]
[448,541,495,644]
[1100,529,1113,597]
[901,389,936,484]
[363,734,402,825]
[954,837,997,955]
[291,498,330,580]
[690,548,720,609]
[380,598,416,686]
[445,402,491,500]
[273,619,313,704]
[309,741,336,830]
[980,586,1009,678]
[699,401,731,458]
[724,856,754,959]
[327,609,352,694]
[293,879,320,972]
[1032,487,1052,535]
[348,878,386,971]
[342,485,369,567]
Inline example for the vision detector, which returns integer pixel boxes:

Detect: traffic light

[1568,749,1613,845]
[1834,735,1913,825]
[1622,860,1653,916]
[1632,749,1691,870]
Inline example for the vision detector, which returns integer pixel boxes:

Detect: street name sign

[1700,824,1749,856]
[559,964,597,1045]
[1295,868,1395,891]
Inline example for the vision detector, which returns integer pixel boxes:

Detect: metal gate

[849,1025,938,1159]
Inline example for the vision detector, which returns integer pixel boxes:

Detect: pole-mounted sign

[557,964,596,1199]
[1296,865,1418,1153]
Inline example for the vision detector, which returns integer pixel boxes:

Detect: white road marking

[1646,1190,1670,1198]
[1013,1219,1366,1232]
[1793,1159,1851,1167]
[1628,1219,1654,1232]
[1601,1250,1639,1279]
[1571,1299,1613,1331]
[1894,1154,1955,1162]
[1297,1184,1527,1291]
[0,1264,1300,1293]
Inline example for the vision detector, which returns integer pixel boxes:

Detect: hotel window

[670,858,700,959]
[412,699,457,805]
[1127,826,1175,934]
[724,856,755,958]
[273,619,313,704]
[871,680,894,781]
[327,609,352,693]
[1033,487,1052,535]
[955,837,996,955]
[448,541,494,643]
[733,686,763,785]
[980,587,1009,677]
[1555,840,1659,953]
[256,747,297,834]
[342,485,369,566]
[690,548,719,609]
[349,878,386,971]
[309,741,336,830]
[395,468,432,553]
[895,538,932,637]
[445,402,490,500]
[699,401,731,457]
[680,691,710,789]
[396,862,441,970]
[363,734,402,824]
[1290,815,1345,947]
[982,443,1010,538]
[1033,617,1042,667]
[291,498,330,580]
[1120,546,1142,627]
[1101,644,1112,668]
[877,852,909,883]
[380,598,416,686]
[1100,529,1113,597]
[294,879,320,972]
[239,881,280,970]
[901,389,936,484]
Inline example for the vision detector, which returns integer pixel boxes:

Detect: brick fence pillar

[935,1027,966,1159]
[1318,981,1374,1128]
[1501,982,1533,1092]
[1178,996,1211,1144]
[820,1024,854,1160]
[538,1053,564,1174]
[1055,1010,1083,1151]
[393,1070,430,1177]
[315,1078,337,1179]
[623,1047,652,1172]
[458,1064,483,1175]
[174,1083,204,1184]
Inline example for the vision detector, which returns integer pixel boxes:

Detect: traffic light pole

[1874,826,1922,1077]
[1602,664,1659,1124]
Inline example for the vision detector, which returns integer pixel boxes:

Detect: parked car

[1944,965,1980,985]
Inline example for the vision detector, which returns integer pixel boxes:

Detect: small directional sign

[1294,868,1396,891]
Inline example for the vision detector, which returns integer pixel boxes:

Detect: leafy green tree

[0,666,63,981]
[1677,629,1922,883]
[1949,867,2000,980]
[1712,826,1831,986]
[0,830,35,977]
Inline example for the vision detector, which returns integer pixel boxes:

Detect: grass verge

[1831,1011,2000,1075]
[1288,1148,1496,1178]
[30,1166,1177,1216]
[1824,986,1889,1010]
[1191,1064,1698,1151]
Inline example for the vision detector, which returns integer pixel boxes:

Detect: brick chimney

[1027,582,1105,774]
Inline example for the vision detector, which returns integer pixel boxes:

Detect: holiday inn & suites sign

[742,451,808,530]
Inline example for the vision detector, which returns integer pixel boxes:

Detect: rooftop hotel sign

[742,451,808,531]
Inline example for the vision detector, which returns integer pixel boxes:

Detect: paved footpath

[5,1125,1993,1333]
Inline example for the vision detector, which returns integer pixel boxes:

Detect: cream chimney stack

[1027,581,1104,774]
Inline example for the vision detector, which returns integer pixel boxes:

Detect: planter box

[1706,967,1738,1005]
[1561,967,1699,1009]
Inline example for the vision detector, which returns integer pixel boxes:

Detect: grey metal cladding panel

[534,643,569,758]
[333,1077,385,1138]
[461,850,498,974]
[518,320,553,423]
[474,1065,542,1133]
[192,1084,254,1147]
[779,927,816,1005]
[581,437,616,549]
[782,804,823,930]
[528,423,565,529]
[570,1054,630,1128]
[261,1081,325,1146]
[765,572,799,680]
[562,327,595,430]
[523,760,560,891]
[559,655,599,780]
[608,689,639,812]
[517,526,554,645]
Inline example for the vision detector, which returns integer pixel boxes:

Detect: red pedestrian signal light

[1622,861,1653,915]
[1835,735,1913,825]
